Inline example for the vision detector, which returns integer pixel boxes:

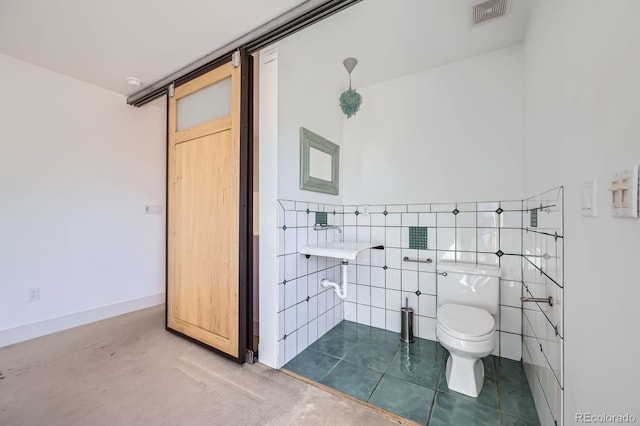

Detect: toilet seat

[437,304,495,342]
[436,303,498,397]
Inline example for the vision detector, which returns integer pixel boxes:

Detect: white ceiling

[0,0,534,97]
[0,0,307,95]
[280,0,535,90]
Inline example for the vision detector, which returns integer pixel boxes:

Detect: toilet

[436,261,501,398]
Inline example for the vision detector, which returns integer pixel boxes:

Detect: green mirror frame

[299,127,340,195]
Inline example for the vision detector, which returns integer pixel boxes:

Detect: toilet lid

[437,304,495,340]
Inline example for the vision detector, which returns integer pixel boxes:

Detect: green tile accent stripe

[409,226,429,250]
[530,209,538,227]
[315,211,328,225]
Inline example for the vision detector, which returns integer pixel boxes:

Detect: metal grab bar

[521,296,553,306]
[403,256,432,264]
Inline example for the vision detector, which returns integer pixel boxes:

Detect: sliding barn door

[167,59,246,359]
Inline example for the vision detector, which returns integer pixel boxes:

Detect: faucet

[313,224,342,233]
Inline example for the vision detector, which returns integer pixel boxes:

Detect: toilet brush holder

[400,297,415,343]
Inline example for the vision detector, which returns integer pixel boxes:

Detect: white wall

[258,47,280,368]
[343,46,524,205]
[276,33,345,205]
[0,53,166,346]
[523,1,640,423]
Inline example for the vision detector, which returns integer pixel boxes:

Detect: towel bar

[521,296,553,306]
[403,256,432,264]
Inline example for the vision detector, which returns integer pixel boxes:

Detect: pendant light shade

[343,57,358,73]
[339,57,362,119]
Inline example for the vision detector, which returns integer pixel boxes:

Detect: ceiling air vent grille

[472,0,508,25]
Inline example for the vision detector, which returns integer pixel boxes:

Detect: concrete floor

[0,306,397,426]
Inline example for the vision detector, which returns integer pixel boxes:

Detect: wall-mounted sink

[299,241,383,261]
[299,241,384,300]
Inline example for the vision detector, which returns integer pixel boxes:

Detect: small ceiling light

[126,77,143,88]
[339,57,363,119]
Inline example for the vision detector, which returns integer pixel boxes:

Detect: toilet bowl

[436,303,496,397]
[435,261,501,398]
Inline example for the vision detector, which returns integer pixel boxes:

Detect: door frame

[164,50,253,364]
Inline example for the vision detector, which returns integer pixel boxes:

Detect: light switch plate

[611,166,639,218]
[581,178,596,217]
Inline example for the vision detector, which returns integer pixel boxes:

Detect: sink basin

[300,241,384,299]
[299,241,383,261]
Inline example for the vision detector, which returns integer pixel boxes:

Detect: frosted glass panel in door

[177,77,231,131]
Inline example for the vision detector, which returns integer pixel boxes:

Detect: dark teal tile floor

[284,320,540,425]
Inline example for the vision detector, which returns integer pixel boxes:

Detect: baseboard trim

[0,293,165,347]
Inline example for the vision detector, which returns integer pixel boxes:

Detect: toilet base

[445,354,485,398]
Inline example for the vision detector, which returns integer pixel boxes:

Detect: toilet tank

[436,261,501,314]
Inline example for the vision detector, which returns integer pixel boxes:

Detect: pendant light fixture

[339,57,363,118]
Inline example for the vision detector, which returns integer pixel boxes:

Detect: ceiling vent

[472,0,509,26]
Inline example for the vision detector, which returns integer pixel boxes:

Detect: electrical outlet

[145,204,163,215]
[28,288,40,302]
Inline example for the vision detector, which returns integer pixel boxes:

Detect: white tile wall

[521,187,564,426]
[275,191,564,419]
[277,200,344,368]
[337,201,525,361]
